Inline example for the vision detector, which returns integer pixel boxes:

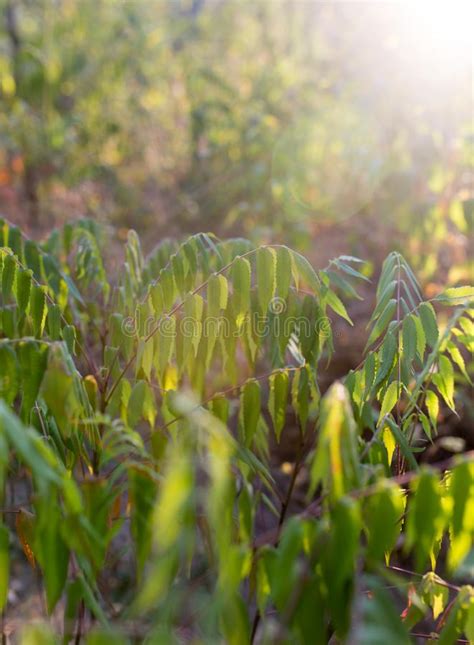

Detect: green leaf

[240,379,261,446]
[205,276,228,368]
[154,315,176,385]
[366,299,396,348]
[256,247,276,313]
[276,246,292,300]
[378,381,399,423]
[323,498,361,636]
[77,574,109,626]
[401,260,422,301]
[376,253,397,300]
[290,250,320,294]
[413,313,426,360]
[364,483,405,561]
[149,282,164,317]
[310,382,361,500]
[19,340,49,420]
[325,289,353,325]
[62,325,76,356]
[363,351,376,396]
[160,267,176,310]
[127,380,156,429]
[405,469,446,571]
[419,572,449,620]
[1,253,16,301]
[435,286,474,305]
[0,343,19,404]
[373,331,397,389]
[35,502,69,612]
[7,225,22,258]
[384,418,418,471]
[171,253,185,295]
[182,293,203,361]
[418,302,438,348]
[47,304,62,341]
[231,256,251,323]
[369,279,396,325]
[437,585,474,645]
[336,260,370,282]
[326,270,363,300]
[129,466,157,578]
[24,239,42,278]
[209,394,230,425]
[63,580,83,645]
[268,370,289,441]
[402,315,417,366]
[448,461,474,571]
[2,307,16,337]
[41,357,79,439]
[30,284,46,338]
[16,267,32,315]
[136,339,154,381]
[291,366,314,432]
[0,401,62,487]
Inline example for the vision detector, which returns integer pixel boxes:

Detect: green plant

[0,218,473,643]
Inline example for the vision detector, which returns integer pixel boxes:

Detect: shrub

[0,218,473,643]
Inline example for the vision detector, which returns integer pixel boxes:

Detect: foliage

[0,218,473,643]
[0,0,471,267]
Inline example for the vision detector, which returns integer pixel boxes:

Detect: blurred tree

[0,0,471,277]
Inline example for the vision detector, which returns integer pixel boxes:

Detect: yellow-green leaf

[378,380,399,423]
[207,273,228,317]
[425,390,439,429]
[419,572,449,620]
[433,355,454,410]
[435,286,474,305]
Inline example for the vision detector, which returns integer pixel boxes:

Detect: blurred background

[0,0,472,286]
[0,2,472,630]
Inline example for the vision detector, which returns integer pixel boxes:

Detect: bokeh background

[0,2,473,624]
[0,1,471,284]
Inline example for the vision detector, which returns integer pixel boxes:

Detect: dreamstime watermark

[121,297,332,340]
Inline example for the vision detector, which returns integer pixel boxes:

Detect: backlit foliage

[0,218,473,643]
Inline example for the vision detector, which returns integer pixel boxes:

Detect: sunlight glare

[406,0,473,60]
